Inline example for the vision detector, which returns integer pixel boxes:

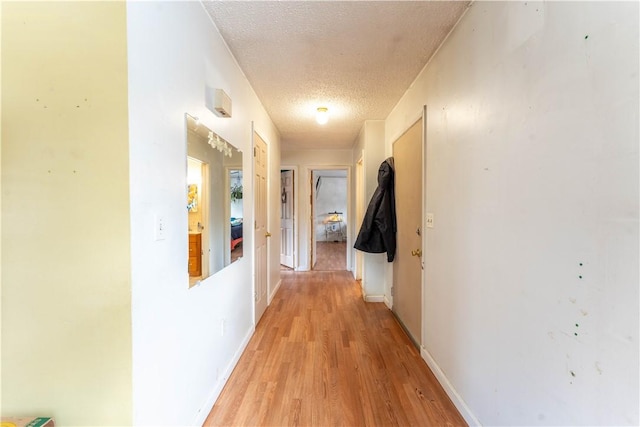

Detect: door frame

[354,154,364,282]
[280,165,298,270]
[307,165,352,271]
[186,156,210,281]
[420,105,427,348]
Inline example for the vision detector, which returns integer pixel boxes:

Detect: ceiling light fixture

[208,131,233,158]
[316,107,329,125]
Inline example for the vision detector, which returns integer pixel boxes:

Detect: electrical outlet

[220,318,226,337]
[155,215,166,240]
[426,213,434,229]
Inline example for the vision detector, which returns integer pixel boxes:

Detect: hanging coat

[354,157,396,262]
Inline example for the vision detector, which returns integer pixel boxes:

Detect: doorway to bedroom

[311,169,348,271]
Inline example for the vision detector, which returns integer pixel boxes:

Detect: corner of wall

[421,347,481,426]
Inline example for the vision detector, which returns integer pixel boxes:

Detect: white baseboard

[364,294,384,302]
[269,279,282,303]
[383,295,392,309]
[295,265,309,272]
[420,347,481,426]
[193,326,254,426]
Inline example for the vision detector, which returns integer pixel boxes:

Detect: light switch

[426,213,434,228]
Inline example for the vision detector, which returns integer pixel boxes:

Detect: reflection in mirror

[186,114,243,287]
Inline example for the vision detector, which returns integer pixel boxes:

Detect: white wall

[352,121,388,301]
[281,149,353,271]
[386,2,639,425]
[126,2,280,425]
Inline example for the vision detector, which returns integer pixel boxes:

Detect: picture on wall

[187,183,198,212]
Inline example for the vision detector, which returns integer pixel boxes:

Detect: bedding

[231,218,243,250]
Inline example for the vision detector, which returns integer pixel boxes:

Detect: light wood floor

[204,270,466,427]
[314,241,346,271]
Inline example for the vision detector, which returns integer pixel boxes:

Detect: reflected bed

[231,218,243,250]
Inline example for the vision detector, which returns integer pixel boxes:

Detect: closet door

[392,117,423,346]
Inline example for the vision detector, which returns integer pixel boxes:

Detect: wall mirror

[186,113,243,287]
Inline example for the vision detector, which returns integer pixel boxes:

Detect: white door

[280,170,294,268]
[254,131,268,324]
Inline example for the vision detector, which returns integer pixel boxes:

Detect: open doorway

[311,169,348,271]
[280,168,295,270]
[187,156,209,287]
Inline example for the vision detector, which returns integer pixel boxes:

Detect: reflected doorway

[229,169,243,264]
[187,156,209,287]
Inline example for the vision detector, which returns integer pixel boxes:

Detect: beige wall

[386,2,638,424]
[1,3,132,425]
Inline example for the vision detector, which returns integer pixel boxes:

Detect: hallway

[314,241,347,271]
[204,270,466,426]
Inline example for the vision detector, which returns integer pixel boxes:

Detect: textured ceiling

[202,1,470,150]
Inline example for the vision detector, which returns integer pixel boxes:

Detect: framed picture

[187,183,198,212]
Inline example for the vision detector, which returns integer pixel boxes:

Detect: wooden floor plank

[314,242,347,271]
[204,270,466,427]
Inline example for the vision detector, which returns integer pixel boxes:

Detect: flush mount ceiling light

[316,107,329,125]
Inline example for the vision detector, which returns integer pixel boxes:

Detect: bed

[231,218,243,250]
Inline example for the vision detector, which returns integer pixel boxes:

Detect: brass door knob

[265,232,272,238]
[411,248,422,257]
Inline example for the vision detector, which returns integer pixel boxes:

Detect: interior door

[254,131,268,324]
[392,117,423,347]
[280,170,294,268]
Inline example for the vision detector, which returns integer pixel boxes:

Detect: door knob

[265,232,272,238]
[411,248,422,257]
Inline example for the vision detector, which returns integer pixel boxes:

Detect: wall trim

[421,347,481,427]
[193,326,254,426]
[269,279,282,303]
[383,295,392,309]
[364,294,384,303]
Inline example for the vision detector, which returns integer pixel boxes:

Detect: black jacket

[354,157,396,262]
